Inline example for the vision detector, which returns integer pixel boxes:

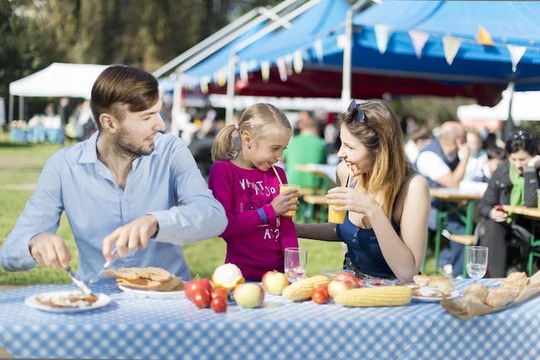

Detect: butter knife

[88,248,118,285]
[65,266,94,295]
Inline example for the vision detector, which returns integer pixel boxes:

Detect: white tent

[8,62,109,121]
[457,86,540,123]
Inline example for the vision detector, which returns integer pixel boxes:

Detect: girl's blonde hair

[212,103,291,162]
[338,99,413,218]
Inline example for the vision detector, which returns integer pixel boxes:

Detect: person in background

[296,100,430,283]
[404,126,433,163]
[57,97,70,146]
[476,130,540,277]
[283,111,328,189]
[462,128,488,182]
[415,121,470,276]
[0,65,227,282]
[473,145,506,183]
[208,103,299,281]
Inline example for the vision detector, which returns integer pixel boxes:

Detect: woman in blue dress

[295,99,430,283]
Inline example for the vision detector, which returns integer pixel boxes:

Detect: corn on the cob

[334,286,411,307]
[282,275,331,301]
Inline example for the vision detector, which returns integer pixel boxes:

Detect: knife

[65,266,94,295]
[88,248,118,285]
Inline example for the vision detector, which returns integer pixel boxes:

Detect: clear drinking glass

[284,247,308,283]
[466,246,488,282]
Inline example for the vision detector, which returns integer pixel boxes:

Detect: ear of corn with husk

[334,286,412,307]
[282,275,331,301]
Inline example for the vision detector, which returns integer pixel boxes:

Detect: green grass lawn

[0,132,348,285]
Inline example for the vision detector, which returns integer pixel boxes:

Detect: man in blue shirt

[0,65,227,282]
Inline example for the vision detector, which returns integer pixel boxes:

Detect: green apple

[261,270,290,295]
[233,283,264,308]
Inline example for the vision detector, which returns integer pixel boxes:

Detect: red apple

[261,270,290,295]
[233,283,265,308]
[327,279,356,299]
[333,271,357,287]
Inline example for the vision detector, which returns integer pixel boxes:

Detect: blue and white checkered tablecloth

[1,280,539,360]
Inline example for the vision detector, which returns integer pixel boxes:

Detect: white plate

[25,291,111,313]
[412,290,460,302]
[118,285,185,299]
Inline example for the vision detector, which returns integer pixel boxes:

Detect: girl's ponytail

[211,124,239,162]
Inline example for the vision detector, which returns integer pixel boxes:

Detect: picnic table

[1,279,540,359]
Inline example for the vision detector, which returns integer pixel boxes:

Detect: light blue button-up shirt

[0,132,227,281]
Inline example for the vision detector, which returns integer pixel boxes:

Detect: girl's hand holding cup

[273,185,300,217]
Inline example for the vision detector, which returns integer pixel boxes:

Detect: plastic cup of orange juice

[328,204,345,224]
[280,184,300,217]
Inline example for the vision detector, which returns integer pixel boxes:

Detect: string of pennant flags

[182,24,536,94]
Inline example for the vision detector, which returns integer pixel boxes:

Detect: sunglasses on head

[347,100,366,125]
[510,130,533,141]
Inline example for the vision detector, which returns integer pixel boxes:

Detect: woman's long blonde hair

[211,103,291,162]
[339,99,413,218]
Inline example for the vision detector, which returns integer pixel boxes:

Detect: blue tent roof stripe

[159,0,540,107]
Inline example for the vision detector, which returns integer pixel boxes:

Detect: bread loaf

[502,272,528,298]
[485,287,515,308]
[462,283,488,303]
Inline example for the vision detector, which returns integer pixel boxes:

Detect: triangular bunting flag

[314,39,323,63]
[261,61,270,83]
[217,68,227,87]
[200,76,210,94]
[442,36,462,65]
[276,58,288,82]
[239,61,249,82]
[507,44,527,73]
[409,30,429,59]
[476,25,494,46]
[285,54,293,76]
[293,50,304,73]
[374,24,393,54]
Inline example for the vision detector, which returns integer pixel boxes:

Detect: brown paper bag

[441,271,540,319]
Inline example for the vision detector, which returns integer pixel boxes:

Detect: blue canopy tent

[165,0,540,124]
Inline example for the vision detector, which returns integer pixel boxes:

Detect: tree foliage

[1,0,286,118]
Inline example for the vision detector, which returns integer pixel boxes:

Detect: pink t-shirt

[208,160,298,281]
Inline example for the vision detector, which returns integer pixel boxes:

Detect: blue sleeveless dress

[336,214,399,278]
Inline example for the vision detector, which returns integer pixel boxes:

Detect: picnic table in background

[503,205,540,275]
[429,188,484,277]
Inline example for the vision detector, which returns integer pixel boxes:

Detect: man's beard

[115,127,154,158]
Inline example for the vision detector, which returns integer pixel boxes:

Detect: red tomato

[184,279,199,301]
[192,288,211,308]
[356,278,365,288]
[311,286,329,304]
[210,296,227,313]
[198,278,214,293]
[211,288,229,301]
[184,277,213,301]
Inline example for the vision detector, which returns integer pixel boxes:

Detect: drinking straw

[345,163,352,188]
[272,165,283,185]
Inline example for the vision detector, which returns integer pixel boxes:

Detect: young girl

[296,100,430,283]
[208,103,299,281]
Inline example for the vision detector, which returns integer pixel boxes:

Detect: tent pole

[342,0,370,103]
[8,95,13,122]
[226,56,237,125]
[503,81,515,139]
[19,96,24,121]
